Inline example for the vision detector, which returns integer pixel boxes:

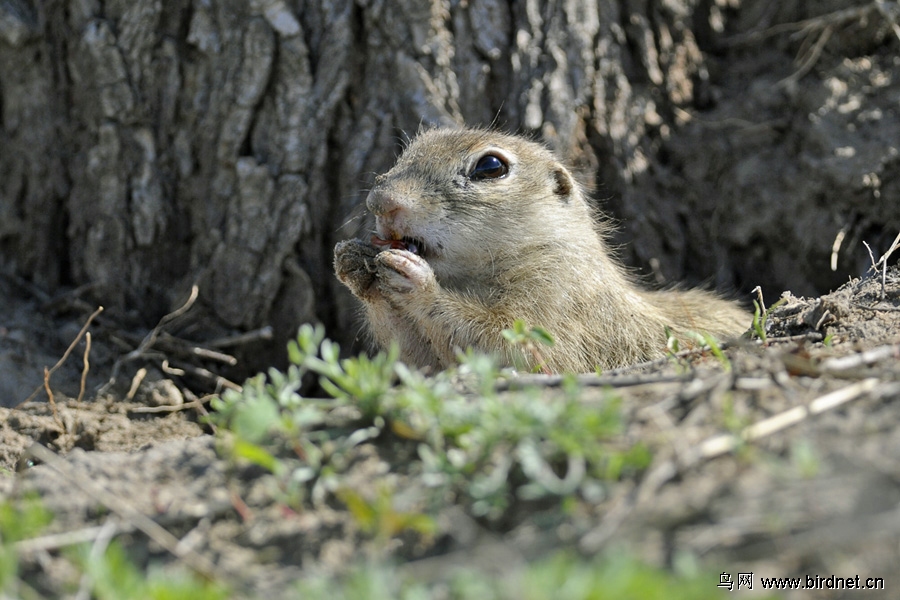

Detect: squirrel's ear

[552,166,574,201]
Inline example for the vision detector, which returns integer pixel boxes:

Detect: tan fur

[334,128,750,372]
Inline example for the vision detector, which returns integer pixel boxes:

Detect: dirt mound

[2,266,898,597]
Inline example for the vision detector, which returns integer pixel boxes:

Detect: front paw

[375,249,436,295]
[334,239,379,299]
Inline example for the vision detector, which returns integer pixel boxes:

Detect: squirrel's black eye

[470,154,509,180]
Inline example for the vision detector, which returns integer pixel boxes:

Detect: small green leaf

[286,340,302,366]
[752,299,766,343]
[337,489,376,532]
[664,325,680,354]
[513,319,528,335]
[232,439,282,474]
[232,397,281,443]
[529,326,555,346]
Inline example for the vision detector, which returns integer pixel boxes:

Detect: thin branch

[43,367,62,430]
[777,25,833,89]
[125,367,148,402]
[496,372,692,392]
[819,344,900,372]
[76,332,91,403]
[695,378,881,461]
[15,524,128,554]
[873,231,898,266]
[19,306,104,406]
[872,231,900,300]
[751,285,765,313]
[765,332,825,344]
[726,3,880,46]
[126,284,200,361]
[853,302,900,312]
[128,399,206,414]
[830,226,847,271]
[599,341,729,377]
[155,332,238,365]
[99,285,199,395]
[875,0,900,42]
[638,378,891,498]
[164,360,242,392]
[205,326,274,349]
[864,240,878,271]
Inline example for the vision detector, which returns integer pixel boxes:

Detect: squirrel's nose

[366,188,400,217]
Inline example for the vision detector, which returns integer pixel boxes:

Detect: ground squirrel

[334,128,749,373]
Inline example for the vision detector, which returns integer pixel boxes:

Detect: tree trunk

[1,0,897,368]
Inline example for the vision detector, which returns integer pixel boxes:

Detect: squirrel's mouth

[371,235,427,257]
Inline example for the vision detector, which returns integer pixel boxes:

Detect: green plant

[663,326,692,374]
[750,295,787,345]
[664,325,680,355]
[501,319,555,373]
[0,495,53,599]
[687,331,731,372]
[789,439,821,479]
[751,300,767,343]
[337,486,437,543]
[293,549,758,600]
[288,324,399,414]
[521,550,733,600]
[69,540,229,600]
[209,324,649,526]
[1,495,229,600]
[665,326,730,374]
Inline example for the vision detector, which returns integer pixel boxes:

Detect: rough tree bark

[1,0,897,368]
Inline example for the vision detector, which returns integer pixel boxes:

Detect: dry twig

[128,399,207,414]
[163,360,241,392]
[830,227,847,272]
[695,378,882,461]
[766,332,825,344]
[43,367,61,430]
[638,375,894,499]
[125,367,148,402]
[496,372,691,392]
[876,0,900,42]
[600,340,731,377]
[77,332,91,403]
[777,25,832,88]
[723,2,900,86]
[100,285,198,394]
[205,326,274,348]
[727,3,887,46]
[19,306,104,406]
[872,231,900,300]
[156,332,238,365]
[184,389,214,426]
[853,303,900,312]
[15,524,129,554]
[819,344,900,372]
